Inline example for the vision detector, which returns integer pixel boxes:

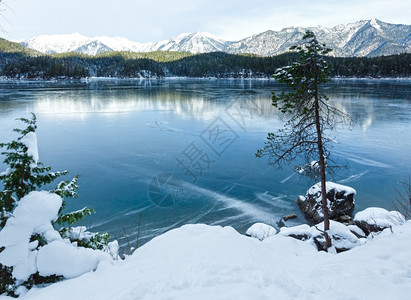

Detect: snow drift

[12,221,411,300]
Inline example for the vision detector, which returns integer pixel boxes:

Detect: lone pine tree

[256,31,350,250]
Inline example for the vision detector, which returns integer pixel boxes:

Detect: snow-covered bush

[393,176,411,219]
[0,114,114,296]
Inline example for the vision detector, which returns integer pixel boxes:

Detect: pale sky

[1,0,410,42]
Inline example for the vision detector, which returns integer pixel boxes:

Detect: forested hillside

[0,39,410,79]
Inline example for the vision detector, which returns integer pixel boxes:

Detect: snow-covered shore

[1,76,411,83]
[5,221,410,300]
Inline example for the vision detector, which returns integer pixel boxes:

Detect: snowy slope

[73,40,114,56]
[95,36,154,53]
[21,34,153,55]
[21,33,91,54]
[13,222,411,300]
[154,32,227,54]
[19,19,411,57]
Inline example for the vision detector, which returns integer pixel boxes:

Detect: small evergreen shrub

[0,114,111,296]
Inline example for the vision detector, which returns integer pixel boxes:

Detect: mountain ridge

[17,19,411,57]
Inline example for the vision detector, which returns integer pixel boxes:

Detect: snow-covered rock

[354,207,406,235]
[279,221,360,252]
[245,223,277,241]
[281,208,406,252]
[347,224,367,238]
[278,224,312,241]
[297,181,356,224]
[311,220,360,252]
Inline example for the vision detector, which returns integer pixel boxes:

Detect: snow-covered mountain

[21,34,154,55]
[20,33,91,54]
[227,19,411,57]
[19,19,411,57]
[153,32,227,53]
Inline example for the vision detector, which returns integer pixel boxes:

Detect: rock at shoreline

[246,223,277,241]
[354,207,405,235]
[278,224,312,241]
[311,220,361,252]
[277,207,405,252]
[297,181,356,224]
[283,214,297,221]
[278,221,361,252]
[347,225,367,238]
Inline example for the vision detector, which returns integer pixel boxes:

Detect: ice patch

[280,172,296,183]
[184,182,274,222]
[338,170,369,183]
[146,121,182,133]
[334,150,391,168]
[255,192,293,209]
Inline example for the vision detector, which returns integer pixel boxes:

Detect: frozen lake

[0,78,410,248]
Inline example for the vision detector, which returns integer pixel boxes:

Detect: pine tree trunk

[314,64,331,250]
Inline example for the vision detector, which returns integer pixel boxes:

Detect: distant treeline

[0,48,410,79]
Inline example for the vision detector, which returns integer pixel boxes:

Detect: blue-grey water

[0,78,410,248]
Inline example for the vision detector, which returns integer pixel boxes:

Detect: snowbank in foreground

[0,191,62,281]
[14,221,411,300]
